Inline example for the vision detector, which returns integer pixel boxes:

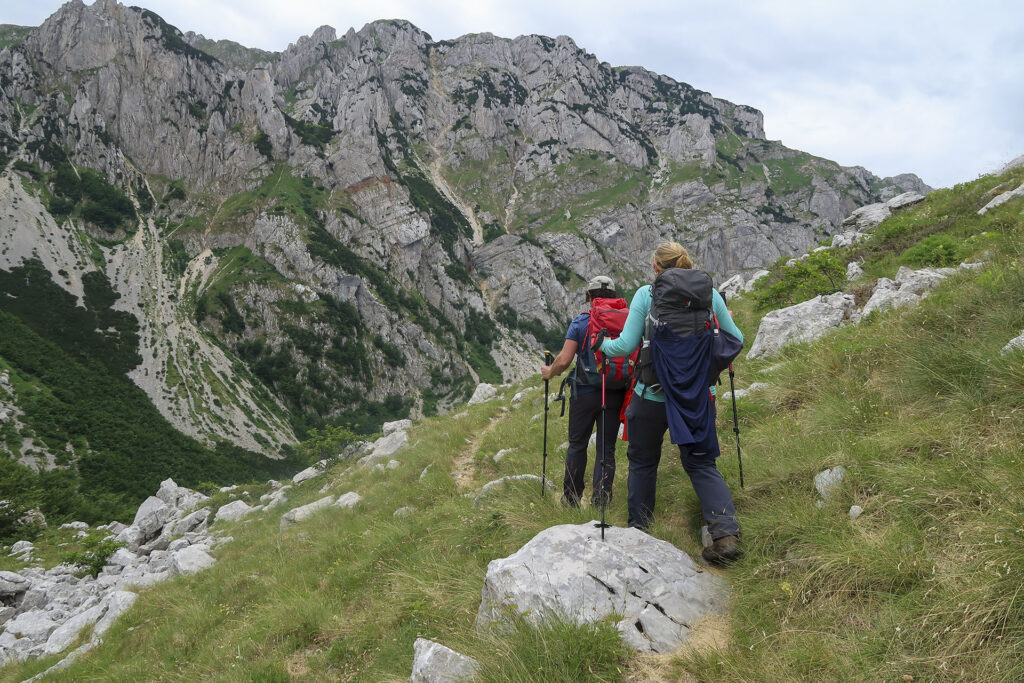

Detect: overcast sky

[5,0,1023,188]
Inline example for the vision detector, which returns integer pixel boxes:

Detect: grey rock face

[0,0,931,466]
[978,183,1024,215]
[747,293,857,359]
[410,638,481,682]
[477,522,728,652]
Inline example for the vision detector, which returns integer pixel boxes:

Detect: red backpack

[576,297,638,390]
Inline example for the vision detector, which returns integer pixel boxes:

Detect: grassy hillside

[2,167,1023,681]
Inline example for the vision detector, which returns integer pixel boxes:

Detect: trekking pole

[728,363,744,488]
[595,330,610,540]
[541,350,553,498]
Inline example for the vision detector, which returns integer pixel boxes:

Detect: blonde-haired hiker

[597,242,744,565]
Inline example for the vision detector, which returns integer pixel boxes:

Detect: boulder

[741,270,770,292]
[41,603,104,655]
[170,508,211,536]
[280,496,336,531]
[476,475,554,502]
[358,430,409,466]
[720,382,770,401]
[292,463,325,485]
[106,548,139,568]
[333,492,361,509]
[93,591,137,638]
[382,419,412,435]
[155,478,207,513]
[214,500,255,523]
[410,638,481,682]
[857,265,959,320]
[845,261,864,281]
[467,383,497,405]
[114,528,146,552]
[1002,330,1024,356]
[747,293,857,359]
[978,182,1024,215]
[4,609,58,642]
[171,546,216,575]
[131,497,172,538]
[477,522,728,652]
[0,570,29,596]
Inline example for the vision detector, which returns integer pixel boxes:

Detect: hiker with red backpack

[597,242,745,566]
[541,275,636,508]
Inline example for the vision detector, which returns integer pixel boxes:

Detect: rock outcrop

[477,522,728,652]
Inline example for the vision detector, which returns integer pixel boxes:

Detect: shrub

[62,534,123,578]
[754,250,845,310]
[898,234,965,268]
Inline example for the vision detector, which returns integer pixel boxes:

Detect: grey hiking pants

[624,394,739,539]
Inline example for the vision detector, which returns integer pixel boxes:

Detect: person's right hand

[541,364,554,380]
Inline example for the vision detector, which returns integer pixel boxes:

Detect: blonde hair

[652,242,693,271]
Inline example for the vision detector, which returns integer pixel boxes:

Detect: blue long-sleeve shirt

[600,285,743,402]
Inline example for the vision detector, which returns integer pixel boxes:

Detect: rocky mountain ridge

[0,0,929,469]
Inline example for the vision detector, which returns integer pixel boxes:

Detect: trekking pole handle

[594,328,607,352]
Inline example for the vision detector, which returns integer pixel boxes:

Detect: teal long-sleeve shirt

[600,285,744,402]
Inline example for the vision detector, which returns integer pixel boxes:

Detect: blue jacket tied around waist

[651,324,720,457]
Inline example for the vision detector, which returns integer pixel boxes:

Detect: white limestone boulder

[358,430,409,466]
[131,497,173,538]
[4,610,58,643]
[1002,330,1024,355]
[978,182,1024,214]
[333,492,361,509]
[0,570,29,596]
[475,475,554,503]
[280,496,336,531]
[467,383,497,405]
[293,463,326,485]
[155,478,207,513]
[747,292,857,359]
[382,419,412,435]
[214,500,254,524]
[41,603,104,655]
[859,266,955,318]
[477,522,728,653]
[171,546,216,575]
[410,638,481,682]
[170,508,211,536]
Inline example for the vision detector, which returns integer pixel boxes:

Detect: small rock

[493,448,513,463]
[394,506,414,518]
[814,466,847,500]
[849,505,864,520]
[410,638,481,682]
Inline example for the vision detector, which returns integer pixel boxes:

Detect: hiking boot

[701,535,742,566]
[560,494,580,509]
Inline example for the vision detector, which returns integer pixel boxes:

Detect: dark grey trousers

[564,388,626,505]
[624,394,739,538]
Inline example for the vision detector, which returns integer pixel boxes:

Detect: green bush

[63,535,123,577]
[898,234,965,268]
[754,250,846,310]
